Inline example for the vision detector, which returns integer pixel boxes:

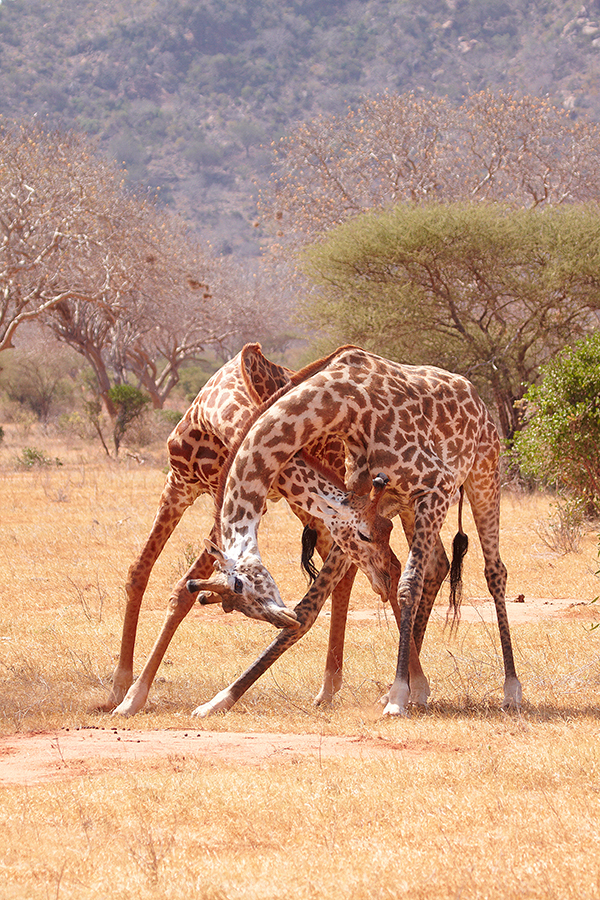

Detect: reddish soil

[0,728,440,786]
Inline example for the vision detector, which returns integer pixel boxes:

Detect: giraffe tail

[447,486,469,629]
[301,524,319,584]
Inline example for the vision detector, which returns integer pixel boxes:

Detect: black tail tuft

[301,525,319,584]
[448,530,469,627]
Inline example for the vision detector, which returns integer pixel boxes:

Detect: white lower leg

[382,679,410,717]
[502,675,523,710]
[112,679,149,717]
[313,670,343,706]
[409,674,431,707]
[192,687,236,717]
[107,667,133,707]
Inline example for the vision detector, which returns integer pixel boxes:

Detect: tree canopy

[0,121,283,413]
[301,202,600,438]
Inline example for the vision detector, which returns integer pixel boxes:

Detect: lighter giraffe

[190,346,522,717]
[109,344,432,717]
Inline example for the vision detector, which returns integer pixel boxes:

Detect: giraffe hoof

[381,681,410,716]
[382,701,408,717]
[192,688,235,717]
[501,676,523,711]
[112,691,147,717]
[409,675,431,708]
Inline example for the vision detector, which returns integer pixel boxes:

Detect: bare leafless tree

[262,89,600,244]
[0,122,245,412]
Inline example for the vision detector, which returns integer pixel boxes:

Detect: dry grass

[1,426,600,899]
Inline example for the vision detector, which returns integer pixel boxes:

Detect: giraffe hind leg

[313,565,356,706]
[465,467,522,710]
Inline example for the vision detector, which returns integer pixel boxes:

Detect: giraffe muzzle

[263,605,299,628]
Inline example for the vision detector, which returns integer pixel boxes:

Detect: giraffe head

[310,473,394,601]
[186,541,299,629]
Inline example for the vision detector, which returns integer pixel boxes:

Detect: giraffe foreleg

[192,545,352,717]
[112,550,215,717]
[382,551,430,708]
[384,496,449,717]
[383,555,425,716]
[104,473,201,710]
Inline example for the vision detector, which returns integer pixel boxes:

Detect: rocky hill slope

[1,0,599,255]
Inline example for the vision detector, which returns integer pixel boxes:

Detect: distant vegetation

[4,0,600,503]
[2,0,600,254]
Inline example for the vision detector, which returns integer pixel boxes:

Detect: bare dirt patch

[0,728,446,786]
[338,595,600,625]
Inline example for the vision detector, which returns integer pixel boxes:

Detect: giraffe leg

[104,473,201,709]
[313,564,356,706]
[413,536,449,652]
[290,517,356,707]
[465,468,522,710]
[384,497,449,716]
[193,546,352,717]
[383,552,431,707]
[112,551,215,717]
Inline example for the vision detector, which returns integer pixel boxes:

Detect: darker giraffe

[191,346,521,716]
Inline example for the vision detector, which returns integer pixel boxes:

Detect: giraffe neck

[219,381,354,552]
[219,452,350,555]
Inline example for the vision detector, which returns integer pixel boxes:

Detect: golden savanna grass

[1,424,600,899]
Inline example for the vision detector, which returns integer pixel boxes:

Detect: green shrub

[16,447,63,468]
[512,333,600,514]
[108,384,151,456]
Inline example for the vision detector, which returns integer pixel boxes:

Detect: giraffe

[187,345,522,717]
[108,344,433,717]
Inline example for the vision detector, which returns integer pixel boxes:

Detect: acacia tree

[41,168,233,412]
[301,202,600,438]
[263,89,600,243]
[206,256,302,363]
[263,92,452,241]
[0,122,148,353]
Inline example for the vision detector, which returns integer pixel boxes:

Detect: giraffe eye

[358,531,372,543]
[233,577,243,594]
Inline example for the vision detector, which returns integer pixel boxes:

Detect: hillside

[1,0,600,256]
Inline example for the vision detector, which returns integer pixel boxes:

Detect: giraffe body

[198,346,521,716]
[109,344,427,717]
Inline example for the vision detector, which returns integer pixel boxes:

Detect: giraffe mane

[213,345,360,544]
[288,345,361,387]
